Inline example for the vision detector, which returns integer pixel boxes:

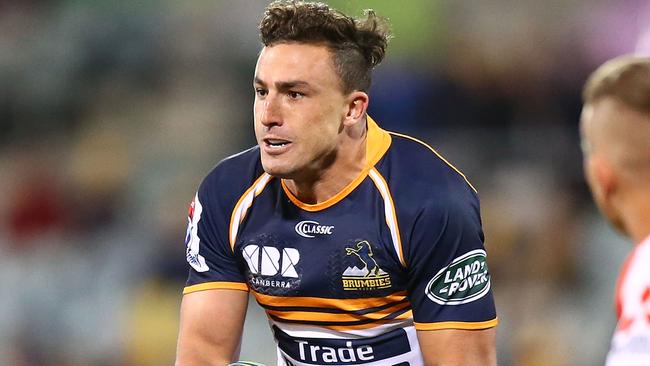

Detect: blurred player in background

[580,55,650,365]
[175,1,497,365]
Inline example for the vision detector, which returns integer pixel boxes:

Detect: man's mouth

[264,138,292,149]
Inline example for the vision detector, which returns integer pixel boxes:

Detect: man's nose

[259,95,282,128]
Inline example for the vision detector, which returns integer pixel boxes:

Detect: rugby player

[176,1,497,365]
[580,55,650,365]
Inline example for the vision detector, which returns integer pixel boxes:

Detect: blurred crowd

[1,1,648,365]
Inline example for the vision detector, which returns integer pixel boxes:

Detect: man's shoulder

[380,132,477,203]
[199,146,265,203]
[371,132,481,240]
[206,145,261,179]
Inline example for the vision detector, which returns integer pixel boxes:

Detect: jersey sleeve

[607,240,650,364]
[405,187,497,330]
[183,171,249,294]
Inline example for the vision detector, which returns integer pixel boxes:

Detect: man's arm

[417,328,496,366]
[176,289,249,366]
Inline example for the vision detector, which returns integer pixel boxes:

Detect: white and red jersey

[607,235,650,366]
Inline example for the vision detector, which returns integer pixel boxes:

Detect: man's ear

[343,91,369,126]
[588,155,618,204]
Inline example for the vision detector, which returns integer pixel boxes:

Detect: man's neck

[620,189,650,245]
[284,123,367,205]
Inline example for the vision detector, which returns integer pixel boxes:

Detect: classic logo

[342,240,391,291]
[295,220,334,238]
[425,249,491,305]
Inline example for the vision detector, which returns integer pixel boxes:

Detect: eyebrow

[254,77,311,90]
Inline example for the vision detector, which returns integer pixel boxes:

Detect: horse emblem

[342,240,391,290]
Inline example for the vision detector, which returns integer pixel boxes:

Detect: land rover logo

[294,220,334,238]
[425,249,491,305]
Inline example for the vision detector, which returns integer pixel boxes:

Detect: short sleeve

[405,189,497,330]
[607,240,650,364]
[183,176,249,294]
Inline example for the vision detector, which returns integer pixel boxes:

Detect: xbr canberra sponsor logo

[425,249,491,305]
[294,220,334,238]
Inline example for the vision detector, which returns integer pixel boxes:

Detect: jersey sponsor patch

[241,235,301,294]
[295,220,334,238]
[425,249,490,305]
[273,326,410,365]
[243,245,300,278]
[342,240,392,291]
[185,195,209,272]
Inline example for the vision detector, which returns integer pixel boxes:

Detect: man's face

[580,100,624,232]
[580,105,603,204]
[253,43,349,180]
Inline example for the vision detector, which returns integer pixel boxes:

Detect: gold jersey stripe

[183,281,249,294]
[325,311,413,331]
[281,168,369,211]
[414,317,498,331]
[266,302,411,323]
[253,291,409,311]
[229,173,273,250]
[368,168,406,267]
[280,116,392,212]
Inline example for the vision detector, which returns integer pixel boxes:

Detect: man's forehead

[259,42,332,58]
[255,43,335,81]
[580,100,616,155]
[583,99,616,132]
[583,97,649,146]
[580,104,594,125]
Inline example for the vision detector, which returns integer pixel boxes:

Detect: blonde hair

[583,55,650,116]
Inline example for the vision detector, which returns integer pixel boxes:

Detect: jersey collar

[281,115,392,211]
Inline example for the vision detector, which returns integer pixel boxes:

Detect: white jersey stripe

[368,168,406,267]
[268,317,414,339]
[229,173,273,249]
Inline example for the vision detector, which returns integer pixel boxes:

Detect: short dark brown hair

[583,55,650,116]
[259,1,391,93]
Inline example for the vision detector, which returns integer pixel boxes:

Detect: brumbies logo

[342,241,391,291]
[425,249,491,305]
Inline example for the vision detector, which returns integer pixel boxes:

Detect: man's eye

[255,88,268,97]
[288,91,304,99]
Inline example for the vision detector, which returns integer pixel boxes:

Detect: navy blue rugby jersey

[183,117,497,366]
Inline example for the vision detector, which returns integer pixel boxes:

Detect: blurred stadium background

[1,0,649,365]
